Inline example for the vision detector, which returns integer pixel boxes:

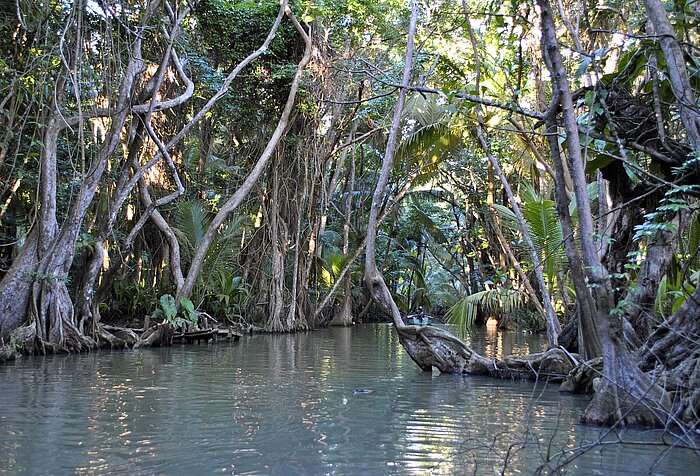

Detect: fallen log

[397,324,576,382]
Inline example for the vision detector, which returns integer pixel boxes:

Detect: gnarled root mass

[101,325,140,347]
[4,317,168,359]
[9,320,95,355]
[397,324,575,382]
[559,357,603,394]
[134,323,174,348]
[0,344,18,363]
[405,321,698,430]
[581,367,672,428]
[636,304,700,429]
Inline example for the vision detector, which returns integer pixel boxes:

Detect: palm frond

[445,287,527,331]
[522,199,567,285]
[173,200,213,257]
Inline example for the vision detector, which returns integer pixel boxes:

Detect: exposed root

[636,296,700,429]
[10,322,49,355]
[30,281,96,353]
[9,319,95,355]
[559,357,604,394]
[398,325,491,373]
[101,325,140,347]
[0,344,18,363]
[135,322,174,348]
[95,325,128,349]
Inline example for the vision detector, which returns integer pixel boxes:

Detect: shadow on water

[0,323,697,475]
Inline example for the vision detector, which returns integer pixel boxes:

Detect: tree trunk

[544,110,602,360]
[330,152,356,327]
[539,0,672,426]
[0,1,159,351]
[266,160,288,332]
[178,8,312,302]
[361,0,472,371]
[643,0,700,152]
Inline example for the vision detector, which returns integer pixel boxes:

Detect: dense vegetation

[0,0,698,433]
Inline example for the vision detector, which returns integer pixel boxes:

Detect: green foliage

[171,200,247,312]
[683,210,700,269]
[446,280,526,333]
[195,0,297,69]
[508,308,544,333]
[493,184,566,289]
[152,294,200,330]
[653,210,700,317]
[159,294,178,322]
[207,269,251,324]
[396,96,464,185]
[173,200,213,263]
[654,267,699,319]
[632,190,690,242]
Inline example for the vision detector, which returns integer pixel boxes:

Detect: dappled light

[1,0,699,472]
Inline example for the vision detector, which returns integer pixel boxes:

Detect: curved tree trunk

[363,0,418,330]
[0,230,37,341]
[177,7,312,303]
[362,0,472,371]
[74,8,195,335]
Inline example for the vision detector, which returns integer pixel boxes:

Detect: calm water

[0,324,697,475]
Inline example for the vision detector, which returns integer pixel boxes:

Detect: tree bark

[178,6,312,302]
[539,0,672,426]
[0,1,158,350]
[329,151,356,327]
[643,0,700,152]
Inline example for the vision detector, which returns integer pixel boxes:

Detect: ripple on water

[0,325,697,475]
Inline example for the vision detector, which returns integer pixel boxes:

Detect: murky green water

[0,324,697,474]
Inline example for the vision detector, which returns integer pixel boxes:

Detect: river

[0,324,697,474]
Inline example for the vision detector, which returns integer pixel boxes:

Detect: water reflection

[445,321,546,360]
[0,324,696,475]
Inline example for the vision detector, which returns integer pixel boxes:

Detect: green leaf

[585,154,615,173]
[576,56,591,78]
[160,294,177,322]
[180,298,198,324]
